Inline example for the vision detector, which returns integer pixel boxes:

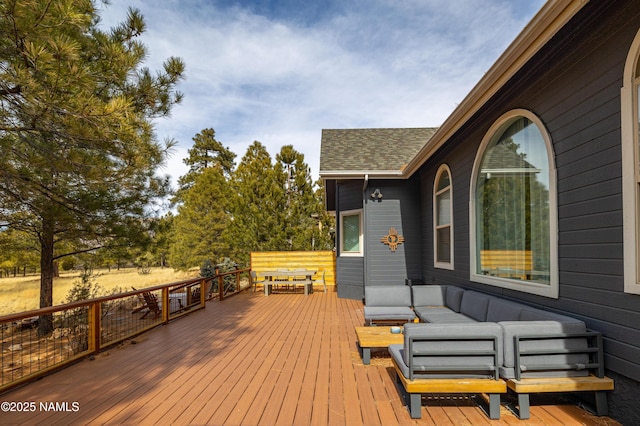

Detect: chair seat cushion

[364,306,416,321]
[414,306,476,323]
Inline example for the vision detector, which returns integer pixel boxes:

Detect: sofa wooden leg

[517,393,530,419]
[409,393,422,419]
[595,391,609,416]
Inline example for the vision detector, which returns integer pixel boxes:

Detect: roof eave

[402,0,589,178]
[319,170,406,180]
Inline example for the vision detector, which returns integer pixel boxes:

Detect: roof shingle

[320,127,438,175]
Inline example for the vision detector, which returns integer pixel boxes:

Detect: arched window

[434,165,453,269]
[470,109,558,298]
[621,28,640,295]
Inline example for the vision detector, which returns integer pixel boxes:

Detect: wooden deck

[2,290,621,425]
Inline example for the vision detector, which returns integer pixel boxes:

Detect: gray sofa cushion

[401,322,503,378]
[486,297,524,322]
[364,285,416,324]
[363,306,416,322]
[459,290,492,321]
[364,285,412,307]
[410,284,465,310]
[445,286,465,312]
[499,320,589,379]
[411,285,447,307]
[414,306,476,323]
[390,343,497,379]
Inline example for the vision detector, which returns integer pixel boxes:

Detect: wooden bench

[507,376,614,419]
[480,249,532,280]
[267,279,313,295]
[505,330,614,419]
[391,357,506,419]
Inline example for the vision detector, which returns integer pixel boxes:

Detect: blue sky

[98,0,546,187]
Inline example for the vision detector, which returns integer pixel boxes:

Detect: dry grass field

[0,267,199,317]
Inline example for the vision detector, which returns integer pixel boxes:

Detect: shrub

[63,269,125,353]
[200,259,216,278]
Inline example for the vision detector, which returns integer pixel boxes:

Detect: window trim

[469,109,558,298]
[433,164,454,270]
[339,208,363,257]
[621,28,640,295]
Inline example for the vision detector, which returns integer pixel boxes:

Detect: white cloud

[99,0,546,186]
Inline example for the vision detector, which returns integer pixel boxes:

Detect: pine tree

[276,145,318,250]
[174,128,236,203]
[0,2,185,334]
[225,141,285,264]
[169,167,230,270]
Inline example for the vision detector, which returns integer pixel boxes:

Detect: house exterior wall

[416,2,640,423]
[335,180,365,299]
[334,178,423,300]
[365,178,423,287]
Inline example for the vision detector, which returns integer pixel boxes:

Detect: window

[470,109,558,298]
[340,209,363,256]
[621,28,640,294]
[434,165,453,269]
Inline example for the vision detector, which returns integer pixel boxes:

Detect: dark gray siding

[334,177,423,298]
[366,177,423,286]
[336,256,364,300]
[335,180,365,299]
[416,2,640,423]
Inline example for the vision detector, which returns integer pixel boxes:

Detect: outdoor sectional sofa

[363,284,614,419]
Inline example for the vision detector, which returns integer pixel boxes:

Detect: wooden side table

[355,326,404,364]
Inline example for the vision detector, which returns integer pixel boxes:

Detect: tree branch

[0,85,21,96]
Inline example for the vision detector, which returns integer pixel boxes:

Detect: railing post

[200,278,206,305]
[162,288,170,323]
[215,266,224,300]
[89,302,101,354]
[235,265,240,293]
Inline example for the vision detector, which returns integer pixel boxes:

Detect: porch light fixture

[370,188,383,200]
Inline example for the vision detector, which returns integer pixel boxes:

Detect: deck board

[1,290,621,426]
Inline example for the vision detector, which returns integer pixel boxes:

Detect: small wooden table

[355,326,404,365]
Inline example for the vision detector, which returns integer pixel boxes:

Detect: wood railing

[0,268,251,393]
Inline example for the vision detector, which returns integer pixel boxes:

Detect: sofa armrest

[512,330,604,380]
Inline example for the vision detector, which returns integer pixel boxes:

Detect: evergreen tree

[310,180,336,251]
[275,145,318,250]
[174,128,235,203]
[225,141,285,264]
[0,2,184,334]
[169,167,230,270]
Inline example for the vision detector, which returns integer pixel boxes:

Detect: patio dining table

[262,269,316,296]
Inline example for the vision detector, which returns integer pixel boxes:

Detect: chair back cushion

[365,285,412,307]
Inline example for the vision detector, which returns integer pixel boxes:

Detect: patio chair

[131,287,161,319]
[250,271,265,293]
[190,280,212,304]
[314,270,327,293]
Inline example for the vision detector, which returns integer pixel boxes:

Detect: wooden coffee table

[355,326,404,365]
